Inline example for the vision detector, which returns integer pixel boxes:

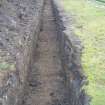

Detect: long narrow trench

[24,0,70,105]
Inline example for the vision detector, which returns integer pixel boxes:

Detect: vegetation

[96,0,105,3]
[63,0,105,105]
[0,62,15,71]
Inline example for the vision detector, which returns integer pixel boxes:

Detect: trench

[22,0,88,105]
[23,0,70,105]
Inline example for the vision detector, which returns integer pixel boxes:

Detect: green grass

[96,0,105,3]
[0,62,15,71]
[63,0,105,105]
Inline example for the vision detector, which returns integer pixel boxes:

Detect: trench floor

[24,0,70,105]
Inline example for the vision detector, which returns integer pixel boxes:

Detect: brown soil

[23,0,70,105]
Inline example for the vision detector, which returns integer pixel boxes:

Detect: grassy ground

[96,0,105,3]
[63,0,105,105]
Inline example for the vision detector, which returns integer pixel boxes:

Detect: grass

[96,0,105,3]
[0,62,15,71]
[62,0,105,105]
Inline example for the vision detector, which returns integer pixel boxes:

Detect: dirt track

[23,0,70,105]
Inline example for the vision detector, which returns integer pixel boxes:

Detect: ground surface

[63,0,105,105]
[23,0,70,105]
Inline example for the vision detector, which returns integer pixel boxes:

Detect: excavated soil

[23,0,70,105]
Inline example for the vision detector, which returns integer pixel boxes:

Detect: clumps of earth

[0,0,38,87]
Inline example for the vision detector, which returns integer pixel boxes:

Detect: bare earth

[24,0,70,105]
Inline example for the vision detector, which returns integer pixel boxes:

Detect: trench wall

[52,0,90,105]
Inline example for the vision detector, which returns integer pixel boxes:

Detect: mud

[0,0,90,105]
[23,0,70,105]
